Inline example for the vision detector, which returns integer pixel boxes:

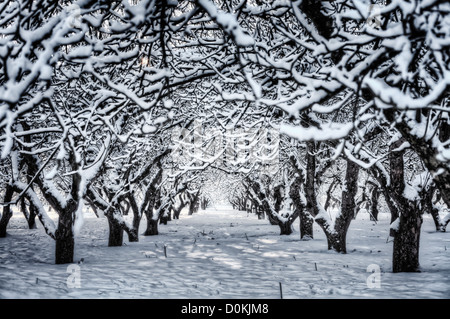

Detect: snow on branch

[280,122,354,142]
[196,0,255,47]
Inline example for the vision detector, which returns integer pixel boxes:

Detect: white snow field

[0,207,449,299]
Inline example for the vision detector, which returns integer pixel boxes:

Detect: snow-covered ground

[0,207,449,299]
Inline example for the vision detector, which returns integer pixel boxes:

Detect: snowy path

[0,208,449,299]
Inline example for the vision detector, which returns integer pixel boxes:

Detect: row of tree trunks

[298,0,428,272]
[0,197,39,235]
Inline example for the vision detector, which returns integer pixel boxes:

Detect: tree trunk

[330,159,360,254]
[27,207,37,229]
[388,112,450,211]
[392,211,422,272]
[126,229,139,242]
[389,138,423,272]
[160,203,172,224]
[326,232,347,253]
[55,235,75,265]
[160,214,169,225]
[305,152,359,253]
[0,214,12,238]
[129,207,141,242]
[369,186,380,221]
[107,217,124,247]
[0,184,14,238]
[429,207,445,232]
[257,209,265,219]
[268,212,278,225]
[279,221,293,235]
[143,218,159,236]
[423,188,446,232]
[288,172,314,240]
[384,194,400,237]
[55,212,75,264]
[188,190,200,215]
[24,198,38,229]
[173,207,182,219]
[299,210,314,240]
[188,202,198,215]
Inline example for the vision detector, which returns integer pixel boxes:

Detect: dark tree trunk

[392,211,422,272]
[304,145,359,254]
[330,159,360,254]
[257,208,265,220]
[430,207,447,232]
[273,185,283,213]
[27,207,37,229]
[299,210,314,240]
[160,208,169,225]
[128,202,141,242]
[188,190,201,215]
[277,212,300,236]
[279,221,293,235]
[326,232,347,253]
[107,217,124,247]
[324,179,338,212]
[143,218,159,236]
[389,140,406,238]
[288,172,314,240]
[127,229,139,242]
[369,186,380,221]
[371,164,399,237]
[55,210,75,264]
[0,184,14,238]
[21,198,38,230]
[173,197,187,219]
[268,212,278,225]
[188,203,195,215]
[389,139,423,272]
[384,109,450,213]
[55,235,75,265]
[0,213,12,238]
[188,202,198,215]
[389,207,400,237]
[423,187,446,232]
[200,197,210,210]
[122,200,131,216]
[173,206,182,219]
[379,187,399,237]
